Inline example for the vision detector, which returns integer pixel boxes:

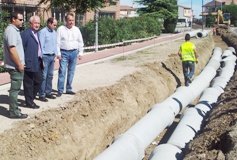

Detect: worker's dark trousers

[182,61,195,86]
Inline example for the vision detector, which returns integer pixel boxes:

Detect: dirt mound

[0,36,214,160]
[217,26,237,52]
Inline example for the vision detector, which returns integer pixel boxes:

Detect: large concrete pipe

[95,103,175,160]
[207,49,236,88]
[206,47,222,65]
[166,87,224,149]
[95,47,223,160]
[94,134,144,160]
[124,104,176,149]
[166,108,204,148]
[196,86,224,113]
[188,65,218,98]
[211,76,228,89]
[187,30,201,38]
[219,50,236,83]
[227,46,236,55]
[199,87,224,103]
[149,144,183,160]
[222,49,235,58]
[196,30,208,38]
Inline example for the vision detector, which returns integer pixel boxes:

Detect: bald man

[21,15,42,109]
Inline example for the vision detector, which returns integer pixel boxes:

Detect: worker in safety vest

[178,34,198,86]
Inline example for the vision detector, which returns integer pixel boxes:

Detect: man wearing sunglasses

[3,12,28,118]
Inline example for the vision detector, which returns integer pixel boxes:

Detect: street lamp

[95,9,99,52]
[202,0,204,31]
[190,0,192,30]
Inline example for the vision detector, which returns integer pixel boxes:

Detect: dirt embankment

[0,36,214,160]
[184,27,237,160]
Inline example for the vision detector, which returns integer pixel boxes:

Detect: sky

[120,0,212,18]
[178,0,212,18]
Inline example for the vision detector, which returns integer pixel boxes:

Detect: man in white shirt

[56,12,84,97]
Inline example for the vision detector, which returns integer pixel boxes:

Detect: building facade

[0,0,50,21]
[120,5,137,18]
[0,0,121,25]
[80,1,120,25]
[178,5,192,21]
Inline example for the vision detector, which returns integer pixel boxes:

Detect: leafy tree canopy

[38,0,117,14]
[136,0,178,32]
[136,0,178,19]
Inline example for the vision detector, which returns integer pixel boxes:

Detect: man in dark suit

[21,15,43,109]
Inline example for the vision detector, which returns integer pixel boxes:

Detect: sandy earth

[0,30,235,160]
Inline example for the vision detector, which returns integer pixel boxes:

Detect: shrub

[0,11,9,73]
[81,15,161,46]
[206,15,216,27]
[163,17,177,33]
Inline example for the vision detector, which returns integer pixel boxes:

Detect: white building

[178,5,192,22]
[120,5,138,18]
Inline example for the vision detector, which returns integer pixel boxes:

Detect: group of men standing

[3,12,84,119]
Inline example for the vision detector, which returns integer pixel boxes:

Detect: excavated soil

[0,33,234,160]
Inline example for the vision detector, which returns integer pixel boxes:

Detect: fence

[84,36,157,53]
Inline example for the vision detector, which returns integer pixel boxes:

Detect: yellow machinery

[217,10,231,25]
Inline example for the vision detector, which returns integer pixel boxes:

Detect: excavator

[217,9,231,25]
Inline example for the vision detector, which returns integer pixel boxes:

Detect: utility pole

[202,0,204,31]
[95,9,99,52]
[220,0,222,10]
[191,0,192,30]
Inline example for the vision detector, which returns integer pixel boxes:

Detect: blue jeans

[39,54,55,97]
[182,61,195,86]
[57,50,78,93]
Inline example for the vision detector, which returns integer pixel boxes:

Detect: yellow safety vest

[180,41,196,62]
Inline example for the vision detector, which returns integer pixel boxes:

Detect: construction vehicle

[217,10,231,25]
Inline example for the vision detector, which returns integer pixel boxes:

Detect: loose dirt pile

[0,35,220,160]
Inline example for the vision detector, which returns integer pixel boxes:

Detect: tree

[206,15,215,27]
[136,0,178,33]
[0,11,9,72]
[38,0,117,14]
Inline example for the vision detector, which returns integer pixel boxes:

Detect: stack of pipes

[149,47,236,160]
